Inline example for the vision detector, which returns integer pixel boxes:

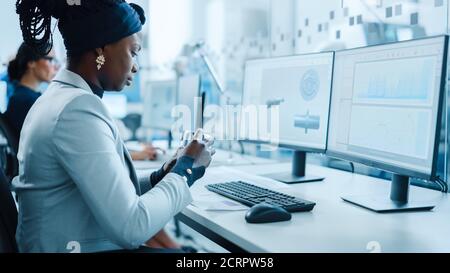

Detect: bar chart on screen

[353,56,437,105]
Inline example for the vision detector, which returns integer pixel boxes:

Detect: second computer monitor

[242,52,335,183]
[142,80,177,131]
[177,74,203,132]
[103,94,128,119]
[327,35,448,212]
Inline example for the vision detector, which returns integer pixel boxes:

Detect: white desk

[133,149,276,170]
[176,162,450,253]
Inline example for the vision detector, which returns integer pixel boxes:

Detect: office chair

[0,114,19,182]
[121,113,142,141]
[0,167,18,253]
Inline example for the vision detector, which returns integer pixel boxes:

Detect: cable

[435,176,448,193]
[434,179,445,192]
[349,162,355,173]
[434,177,446,192]
[346,162,446,192]
[430,176,446,192]
[237,140,245,155]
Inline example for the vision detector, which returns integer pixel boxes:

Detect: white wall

[149,0,194,72]
[0,0,23,69]
[293,0,448,53]
[270,0,295,56]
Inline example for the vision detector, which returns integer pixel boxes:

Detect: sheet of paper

[190,190,248,211]
[191,200,248,211]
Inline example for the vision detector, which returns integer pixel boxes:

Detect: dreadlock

[16,0,55,56]
[15,0,133,56]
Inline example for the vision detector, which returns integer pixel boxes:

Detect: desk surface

[177,160,450,253]
[133,149,276,170]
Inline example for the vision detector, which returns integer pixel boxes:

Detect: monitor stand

[342,174,435,213]
[265,151,325,184]
[168,131,173,150]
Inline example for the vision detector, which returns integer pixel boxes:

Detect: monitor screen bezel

[326,35,449,181]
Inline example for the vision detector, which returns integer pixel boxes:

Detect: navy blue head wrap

[16,0,146,57]
[59,2,145,56]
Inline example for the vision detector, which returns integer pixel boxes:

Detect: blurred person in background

[4,43,59,137]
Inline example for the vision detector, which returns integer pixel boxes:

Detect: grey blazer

[12,69,192,253]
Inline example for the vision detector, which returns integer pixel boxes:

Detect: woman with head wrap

[12,0,213,253]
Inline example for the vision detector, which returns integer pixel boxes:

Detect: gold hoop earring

[96,54,106,70]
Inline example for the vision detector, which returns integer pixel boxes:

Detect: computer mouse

[245,203,292,224]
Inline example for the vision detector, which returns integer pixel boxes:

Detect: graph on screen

[327,36,447,177]
[348,106,431,159]
[353,56,437,104]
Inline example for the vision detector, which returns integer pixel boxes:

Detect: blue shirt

[4,84,41,137]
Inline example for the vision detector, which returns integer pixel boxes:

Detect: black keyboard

[206,181,316,212]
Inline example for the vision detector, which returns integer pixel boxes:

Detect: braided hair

[15,0,144,57]
[16,0,64,56]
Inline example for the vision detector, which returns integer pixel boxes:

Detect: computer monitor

[121,71,142,103]
[103,93,128,119]
[327,35,448,212]
[241,52,335,184]
[176,74,203,132]
[142,80,177,131]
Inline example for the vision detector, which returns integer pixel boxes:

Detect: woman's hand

[169,129,215,186]
[181,129,215,167]
[161,139,212,174]
[162,147,183,174]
